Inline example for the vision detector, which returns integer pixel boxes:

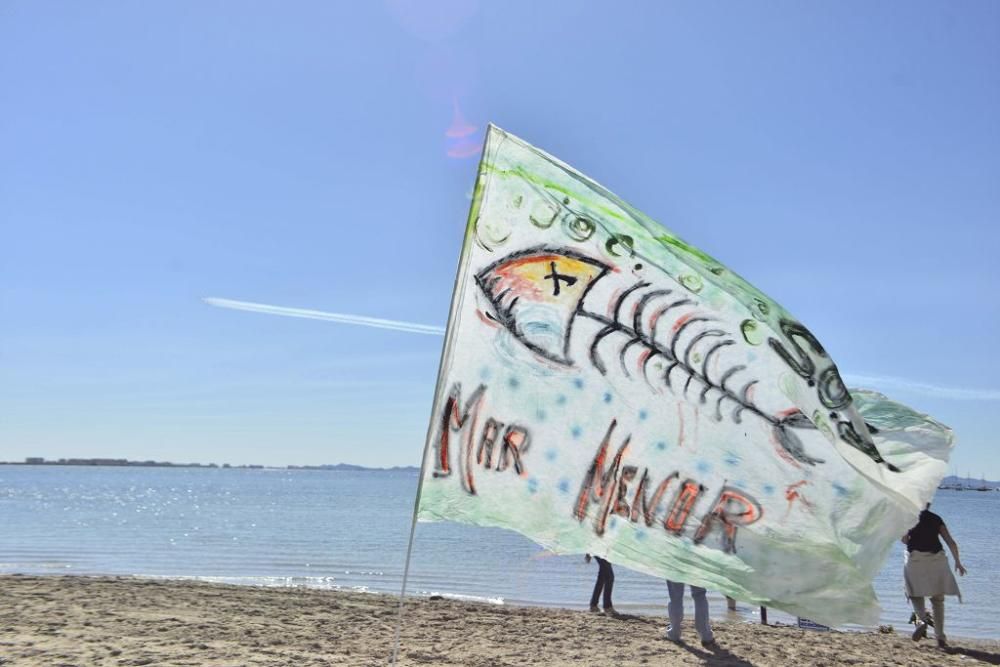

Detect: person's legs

[910,596,929,640]
[690,585,714,643]
[600,559,615,611]
[589,565,605,610]
[910,595,928,620]
[930,594,946,645]
[666,580,685,640]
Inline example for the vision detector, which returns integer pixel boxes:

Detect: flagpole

[389,125,503,665]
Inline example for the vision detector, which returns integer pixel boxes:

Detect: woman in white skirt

[902,503,967,648]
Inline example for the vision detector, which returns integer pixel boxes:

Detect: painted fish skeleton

[475,245,896,471]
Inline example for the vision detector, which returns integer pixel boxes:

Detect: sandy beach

[0,576,997,666]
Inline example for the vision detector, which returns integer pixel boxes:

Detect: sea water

[0,465,995,639]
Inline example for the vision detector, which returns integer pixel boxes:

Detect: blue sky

[2,1,998,476]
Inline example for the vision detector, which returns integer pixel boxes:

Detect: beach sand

[1,576,997,666]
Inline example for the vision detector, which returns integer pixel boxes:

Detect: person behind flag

[665,580,717,648]
[902,502,967,648]
[584,554,616,615]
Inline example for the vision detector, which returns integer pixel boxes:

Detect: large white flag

[417,125,953,625]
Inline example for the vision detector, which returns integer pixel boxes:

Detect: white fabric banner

[417,126,953,625]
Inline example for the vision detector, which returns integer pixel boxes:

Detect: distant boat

[938,468,966,491]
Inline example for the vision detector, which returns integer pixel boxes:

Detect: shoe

[603,606,620,617]
[911,622,928,641]
[701,638,719,650]
[665,633,682,644]
[937,638,949,649]
[589,605,601,613]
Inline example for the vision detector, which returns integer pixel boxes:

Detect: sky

[2,1,998,476]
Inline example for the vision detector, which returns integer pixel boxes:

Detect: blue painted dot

[573,378,585,389]
[527,477,539,494]
[536,408,547,421]
[832,483,848,497]
[724,452,741,467]
[545,449,558,462]
[656,441,667,451]
[508,376,520,390]
[638,409,648,421]
[558,478,571,494]
[556,394,567,406]
[609,516,618,529]
[571,425,583,439]
[762,484,775,496]
[636,530,647,541]
[603,392,613,404]
[696,460,712,474]
[479,367,492,381]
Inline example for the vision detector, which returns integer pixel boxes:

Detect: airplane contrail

[202,297,446,336]
[840,373,1000,402]
[204,297,1000,401]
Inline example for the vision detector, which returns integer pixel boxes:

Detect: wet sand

[1,575,998,666]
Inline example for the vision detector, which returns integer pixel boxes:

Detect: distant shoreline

[938,475,1000,491]
[3,462,996,487]
[0,459,418,473]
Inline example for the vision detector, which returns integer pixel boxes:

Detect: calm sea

[0,465,995,639]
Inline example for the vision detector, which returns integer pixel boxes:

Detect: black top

[906,510,944,554]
